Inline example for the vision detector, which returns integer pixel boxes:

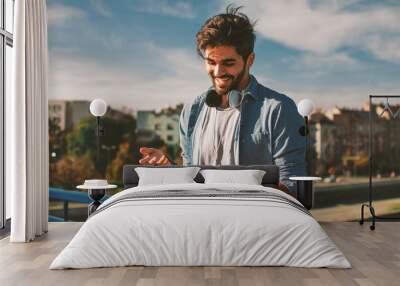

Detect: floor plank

[0,222,399,286]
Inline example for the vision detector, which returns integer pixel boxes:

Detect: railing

[49,181,400,221]
[49,187,110,222]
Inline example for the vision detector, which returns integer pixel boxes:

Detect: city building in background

[49,100,91,131]
[136,104,183,146]
[310,102,400,177]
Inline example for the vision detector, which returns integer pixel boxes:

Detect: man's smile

[214,76,232,87]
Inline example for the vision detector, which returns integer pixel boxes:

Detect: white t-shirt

[192,105,240,165]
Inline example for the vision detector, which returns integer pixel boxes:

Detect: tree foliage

[50,154,101,189]
[66,110,136,175]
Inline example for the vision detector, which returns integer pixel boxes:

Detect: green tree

[66,109,136,176]
[51,154,101,189]
[49,117,67,161]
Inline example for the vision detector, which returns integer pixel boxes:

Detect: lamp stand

[303,116,311,176]
[291,117,321,209]
[95,116,105,165]
[96,116,100,165]
[88,188,106,216]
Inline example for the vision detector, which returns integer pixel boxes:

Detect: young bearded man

[139,6,306,197]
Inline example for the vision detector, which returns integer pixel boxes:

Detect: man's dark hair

[196,5,256,61]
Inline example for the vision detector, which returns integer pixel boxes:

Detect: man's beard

[211,65,247,96]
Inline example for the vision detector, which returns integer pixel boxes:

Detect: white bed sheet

[50,183,351,269]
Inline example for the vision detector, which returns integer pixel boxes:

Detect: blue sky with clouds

[47,0,400,111]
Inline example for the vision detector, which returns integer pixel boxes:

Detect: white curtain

[8,0,49,242]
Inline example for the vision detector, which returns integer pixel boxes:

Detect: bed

[50,165,351,269]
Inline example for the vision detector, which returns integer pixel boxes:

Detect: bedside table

[289,176,321,210]
[77,180,117,216]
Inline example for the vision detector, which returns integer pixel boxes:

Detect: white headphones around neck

[205,89,244,108]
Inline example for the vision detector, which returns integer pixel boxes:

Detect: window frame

[0,0,14,230]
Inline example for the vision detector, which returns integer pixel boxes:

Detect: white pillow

[200,169,266,185]
[135,167,200,186]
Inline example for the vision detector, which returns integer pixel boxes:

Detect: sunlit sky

[47,0,400,111]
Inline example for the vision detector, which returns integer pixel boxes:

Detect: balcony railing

[49,187,110,222]
[49,179,400,222]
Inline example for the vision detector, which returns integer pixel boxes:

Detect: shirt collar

[242,74,259,100]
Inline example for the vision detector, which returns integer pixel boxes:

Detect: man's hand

[139,147,171,166]
[277,181,296,198]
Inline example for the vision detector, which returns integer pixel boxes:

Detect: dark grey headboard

[123,165,280,189]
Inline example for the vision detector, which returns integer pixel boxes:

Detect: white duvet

[50,183,351,269]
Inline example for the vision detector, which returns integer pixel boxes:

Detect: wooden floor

[0,222,399,286]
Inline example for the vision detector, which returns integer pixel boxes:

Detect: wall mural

[47,0,400,222]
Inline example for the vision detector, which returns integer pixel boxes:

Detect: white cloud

[363,34,400,62]
[282,52,362,75]
[47,3,86,26]
[48,45,209,111]
[220,0,400,62]
[133,0,196,19]
[255,71,400,110]
[48,42,399,112]
[89,0,112,17]
[48,44,400,113]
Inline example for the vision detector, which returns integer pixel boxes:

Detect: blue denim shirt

[179,75,306,195]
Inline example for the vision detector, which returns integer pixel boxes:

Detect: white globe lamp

[297,99,315,117]
[90,99,107,117]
